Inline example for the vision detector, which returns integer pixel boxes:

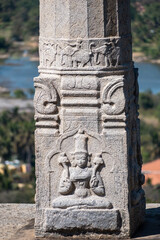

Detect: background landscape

[0,0,160,203]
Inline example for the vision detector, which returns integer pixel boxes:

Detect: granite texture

[35,0,145,237]
[0,204,160,240]
[0,204,35,240]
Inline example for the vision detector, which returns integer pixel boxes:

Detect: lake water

[0,57,160,94]
[0,57,38,95]
[135,62,160,94]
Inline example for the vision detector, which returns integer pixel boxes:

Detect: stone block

[44,209,121,233]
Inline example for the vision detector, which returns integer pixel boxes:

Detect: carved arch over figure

[45,128,112,210]
[46,128,107,171]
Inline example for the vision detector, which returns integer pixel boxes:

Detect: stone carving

[39,38,123,69]
[102,78,125,115]
[61,75,98,90]
[42,42,58,67]
[108,39,121,67]
[93,39,121,67]
[93,42,111,66]
[51,130,112,209]
[34,78,57,115]
[60,40,80,67]
[35,0,145,237]
[71,42,94,67]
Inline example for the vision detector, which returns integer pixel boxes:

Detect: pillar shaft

[35,0,145,238]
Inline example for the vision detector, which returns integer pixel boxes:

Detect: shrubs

[0,37,9,51]
[131,1,160,59]
[0,0,39,41]
[139,92,154,109]
[13,89,27,99]
[139,91,160,163]
[0,108,35,163]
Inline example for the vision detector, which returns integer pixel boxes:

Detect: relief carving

[42,42,58,67]
[93,42,111,66]
[94,39,121,67]
[60,40,80,67]
[34,78,57,115]
[71,42,94,67]
[102,78,125,115]
[39,37,124,69]
[108,39,121,67]
[61,76,98,90]
[49,129,112,209]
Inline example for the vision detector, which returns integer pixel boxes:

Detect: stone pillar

[34,0,145,238]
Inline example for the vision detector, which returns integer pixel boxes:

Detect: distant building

[0,160,31,175]
[142,159,160,185]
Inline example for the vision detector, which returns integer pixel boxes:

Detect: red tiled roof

[142,159,160,185]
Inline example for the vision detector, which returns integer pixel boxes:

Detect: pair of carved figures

[42,38,121,68]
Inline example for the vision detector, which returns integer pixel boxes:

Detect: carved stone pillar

[34,0,145,238]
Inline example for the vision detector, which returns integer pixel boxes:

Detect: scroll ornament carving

[34,80,57,115]
[52,130,112,209]
[102,79,125,115]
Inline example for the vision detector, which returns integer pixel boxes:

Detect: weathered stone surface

[44,209,120,232]
[0,204,35,240]
[0,204,160,240]
[35,0,145,238]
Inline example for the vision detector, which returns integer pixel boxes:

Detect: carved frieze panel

[39,37,131,70]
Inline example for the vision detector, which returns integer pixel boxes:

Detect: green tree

[0,109,35,164]
[13,89,26,99]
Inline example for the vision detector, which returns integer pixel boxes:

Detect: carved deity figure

[52,130,112,209]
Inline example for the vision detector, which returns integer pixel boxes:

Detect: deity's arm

[90,172,105,196]
[58,170,73,195]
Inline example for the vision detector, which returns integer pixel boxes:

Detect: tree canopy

[0,0,39,41]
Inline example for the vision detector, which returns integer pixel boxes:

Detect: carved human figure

[43,43,57,67]
[93,42,111,67]
[60,39,81,67]
[52,130,112,209]
[107,39,121,67]
[72,42,95,68]
[58,152,105,198]
[58,130,105,198]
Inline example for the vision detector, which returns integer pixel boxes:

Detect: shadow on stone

[133,207,160,239]
[12,219,35,240]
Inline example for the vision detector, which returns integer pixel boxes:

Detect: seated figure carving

[52,130,112,209]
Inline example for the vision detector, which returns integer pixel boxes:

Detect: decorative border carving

[39,37,131,70]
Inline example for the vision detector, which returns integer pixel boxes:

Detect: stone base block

[44,208,121,234]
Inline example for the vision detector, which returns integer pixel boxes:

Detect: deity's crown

[74,129,88,154]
